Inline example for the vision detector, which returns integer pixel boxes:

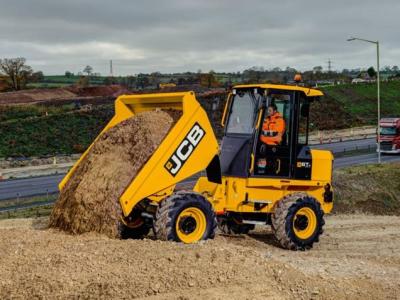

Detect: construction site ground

[1,214,399,299]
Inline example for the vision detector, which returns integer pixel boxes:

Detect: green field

[320,81,400,126]
[26,75,109,88]
[27,82,72,88]
[0,104,113,157]
[0,104,76,122]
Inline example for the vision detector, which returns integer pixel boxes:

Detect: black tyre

[120,221,151,239]
[154,192,217,243]
[271,193,324,250]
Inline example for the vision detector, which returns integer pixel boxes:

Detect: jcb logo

[164,122,205,176]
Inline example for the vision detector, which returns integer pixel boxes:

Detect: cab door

[220,90,260,177]
[253,90,294,178]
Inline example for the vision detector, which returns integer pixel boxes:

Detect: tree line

[0,58,44,90]
[1,57,399,92]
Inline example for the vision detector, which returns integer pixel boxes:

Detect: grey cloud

[0,0,399,74]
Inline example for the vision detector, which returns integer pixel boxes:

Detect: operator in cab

[260,103,286,146]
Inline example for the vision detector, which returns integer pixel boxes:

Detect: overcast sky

[1,0,399,75]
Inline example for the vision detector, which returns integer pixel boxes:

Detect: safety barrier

[309,126,376,145]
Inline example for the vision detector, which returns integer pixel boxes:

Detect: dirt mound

[49,110,180,238]
[1,215,399,299]
[0,85,128,105]
[66,85,128,97]
[0,88,76,105]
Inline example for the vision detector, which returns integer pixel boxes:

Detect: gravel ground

[0,214,399,299]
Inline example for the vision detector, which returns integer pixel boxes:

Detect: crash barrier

[309,126,376,145]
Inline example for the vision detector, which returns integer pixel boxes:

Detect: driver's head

[268,103,278,116]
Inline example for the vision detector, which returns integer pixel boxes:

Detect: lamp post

[347,37,381,163]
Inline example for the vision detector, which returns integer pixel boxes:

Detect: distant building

[351,78,368,84]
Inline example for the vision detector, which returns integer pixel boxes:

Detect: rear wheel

[120,214,151,239]
[272,193,324,250]
[154,192,217,243]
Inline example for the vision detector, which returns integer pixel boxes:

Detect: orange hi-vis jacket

[260,111,286,145]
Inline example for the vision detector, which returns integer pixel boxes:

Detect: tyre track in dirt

[0,214,399,299]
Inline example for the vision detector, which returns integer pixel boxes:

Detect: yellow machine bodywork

[60,86,333,238]
[233,83,324,97]
[194,149,333,215]
[195,83,333,217]
[59,91,219,217]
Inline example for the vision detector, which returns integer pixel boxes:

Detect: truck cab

[379,118,400,153]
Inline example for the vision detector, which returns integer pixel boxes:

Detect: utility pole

[327,59,332,73]
[376,42,381,163]
[110,60,113,77]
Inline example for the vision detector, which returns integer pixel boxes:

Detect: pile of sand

[49,110,180,238]
[2,215,400,299]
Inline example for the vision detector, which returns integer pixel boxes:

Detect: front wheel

[272,193,324,250]
[154,192,217,243]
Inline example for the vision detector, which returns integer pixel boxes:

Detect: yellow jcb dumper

[60,84,333,250]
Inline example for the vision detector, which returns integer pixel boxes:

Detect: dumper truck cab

[378,118,400,154]
[194,84,333,249]
[60,84,333,250]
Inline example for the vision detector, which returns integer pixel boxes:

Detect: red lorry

[378,118,400,153]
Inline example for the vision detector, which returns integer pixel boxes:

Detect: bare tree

[83,65,93,76]
[0,57,33,90]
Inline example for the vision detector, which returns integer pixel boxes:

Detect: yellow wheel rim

[176,207,206,243]
[293,207,317,240]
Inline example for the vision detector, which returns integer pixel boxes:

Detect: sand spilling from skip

[49,110,180,238]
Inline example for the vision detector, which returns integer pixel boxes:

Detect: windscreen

[226,92,257,134]
[380,127,396,135]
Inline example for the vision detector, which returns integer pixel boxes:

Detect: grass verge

[0,194,57,219]
[333,162,400,215]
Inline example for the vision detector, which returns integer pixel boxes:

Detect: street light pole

[347,37,381,163]
[376,41,381,163]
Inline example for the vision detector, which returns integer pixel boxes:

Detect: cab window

[226,92,257,134]
[265,93,291,146]
[298,96,310,145]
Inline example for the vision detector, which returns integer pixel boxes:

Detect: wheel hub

[178,216,197,234]
[294,214,309,231]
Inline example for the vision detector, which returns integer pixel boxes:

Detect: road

[333,152,400,168]
[311,137,375,153]
[0,138,398,201]
[0,174,64,201]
